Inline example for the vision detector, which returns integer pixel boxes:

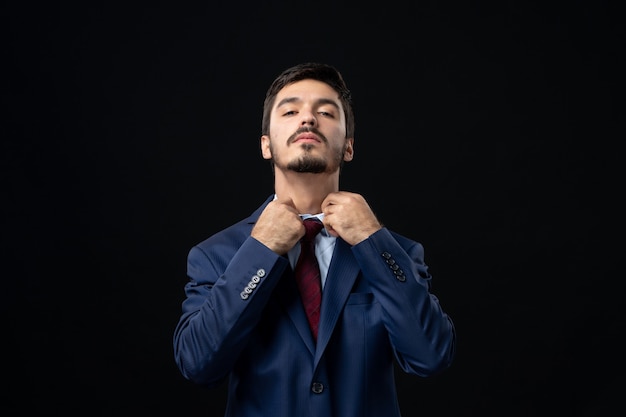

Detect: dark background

[3,1,622,416]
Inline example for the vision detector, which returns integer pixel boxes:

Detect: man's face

[261,79,353,174]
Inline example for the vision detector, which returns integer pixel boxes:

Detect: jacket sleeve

[172,236,289,386]
[351,227,456,376]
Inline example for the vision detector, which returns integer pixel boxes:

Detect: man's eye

[319,111,333,117]
[284,110,297,116]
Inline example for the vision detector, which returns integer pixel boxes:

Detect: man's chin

[286,157,328,173]
[289,165,327,174]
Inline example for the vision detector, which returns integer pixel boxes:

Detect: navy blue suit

[173,195,455,417]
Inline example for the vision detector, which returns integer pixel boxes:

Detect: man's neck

[273,170,339,214]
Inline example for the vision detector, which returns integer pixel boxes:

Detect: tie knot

[302,218,323,242]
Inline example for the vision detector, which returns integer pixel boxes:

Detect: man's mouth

[293,133,320,143]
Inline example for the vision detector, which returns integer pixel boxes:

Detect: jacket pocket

[345,292,374,305]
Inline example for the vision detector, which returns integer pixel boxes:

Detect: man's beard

[286,147,328,173]
[271,142,347,174]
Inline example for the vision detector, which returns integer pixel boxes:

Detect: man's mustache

[288,127,328,144]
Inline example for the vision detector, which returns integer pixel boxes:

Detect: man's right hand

[251,199,305,255]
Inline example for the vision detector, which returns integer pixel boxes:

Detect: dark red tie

[294,218,324,342]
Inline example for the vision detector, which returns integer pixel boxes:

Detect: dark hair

[261,62,355,140]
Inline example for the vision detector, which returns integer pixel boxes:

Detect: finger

[321,191,342,211]
[275,196,295,208]
[322,219,339,237]
[275,198,300,216]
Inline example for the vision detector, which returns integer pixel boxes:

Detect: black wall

[3,1,622,416]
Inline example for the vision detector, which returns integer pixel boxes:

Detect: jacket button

[311,382,324,394]
[395,271,407,282]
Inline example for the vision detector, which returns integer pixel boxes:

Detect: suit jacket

[173,195,455,417]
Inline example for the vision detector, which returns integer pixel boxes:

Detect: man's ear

[260,135,272,160]
[343,138,354,162]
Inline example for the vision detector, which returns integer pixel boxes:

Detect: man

[173,62,456,417]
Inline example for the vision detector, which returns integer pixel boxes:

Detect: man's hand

[251,199,305,255]
[321,191,382,245]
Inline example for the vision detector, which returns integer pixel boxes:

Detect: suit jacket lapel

[315,238,360,363]
[276,267,318,354]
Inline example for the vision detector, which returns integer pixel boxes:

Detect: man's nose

[300,110,317,126]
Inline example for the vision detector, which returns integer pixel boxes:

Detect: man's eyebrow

[276,97,340,110]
